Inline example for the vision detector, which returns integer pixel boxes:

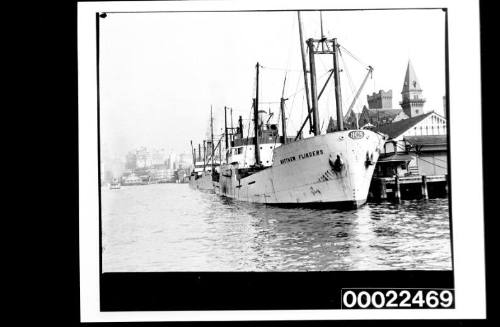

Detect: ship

[189,160,217,191]
[109,178,121,190]
[188,108,222,192]
[121,172,144,186]
[214,12,386,209]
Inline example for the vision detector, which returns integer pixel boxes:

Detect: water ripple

[101,184,452,272]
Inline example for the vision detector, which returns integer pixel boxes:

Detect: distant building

[346,59,427,129]
[376,111,447,140]
[125,147,167,170]
[102,170,113,185]
[135,146,152,168]
[153,164,170,182]
[178,153,193,169]
[367,89,393,109]
[374,111,448,176]
[151,148,166,166]
[326,117,337,132]
[400,59,426,118]
[166,168,175,181]
[167,152,177,170]
[355,105,408,128]
[122,173,142,185]
[125,152,137,170]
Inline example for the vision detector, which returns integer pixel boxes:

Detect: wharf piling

[421,175,429,200]
[394,175,401,202]
[369,174,448,202]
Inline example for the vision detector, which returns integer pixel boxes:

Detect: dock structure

[369,174,448,202]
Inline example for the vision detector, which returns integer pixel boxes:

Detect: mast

[219,134,222,165]
[230,107,234,143]
[238,115,243,138]
[297,11,313,135]
[280,98,287,144]
[280,74,288,144]
[198,143,201,162]
[210,106,214,171]
[203,140,206,172]
[307,39,321,135]
[224,106,229,163]
[254,62,261,166]
[320,11,325,51]
[332,38,344,131]
[190,140,195,167]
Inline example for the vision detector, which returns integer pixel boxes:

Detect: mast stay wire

[260,65,304,73]
[339,49,357,114]
[285,68,332,135]
[259,14,299,106]
[339,44,368,68]
[283,69,333,100]
[339,43,372,114]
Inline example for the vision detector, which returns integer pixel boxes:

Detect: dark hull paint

[218,195,367,210]
[265,199,367,210]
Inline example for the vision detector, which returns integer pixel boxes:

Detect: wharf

[369,174,448,202]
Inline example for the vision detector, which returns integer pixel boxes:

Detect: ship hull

[188,172,216,192]
[218,130,385,208]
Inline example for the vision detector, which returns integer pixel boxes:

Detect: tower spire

[402,59,422,93]
[400,59,426,117]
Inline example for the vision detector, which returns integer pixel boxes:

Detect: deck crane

[343,65,374,129]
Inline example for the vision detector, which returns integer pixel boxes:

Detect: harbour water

[101,183,452,272]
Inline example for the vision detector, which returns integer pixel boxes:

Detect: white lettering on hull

[279,149,325,165]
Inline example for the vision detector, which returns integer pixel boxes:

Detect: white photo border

[78,0,485,321]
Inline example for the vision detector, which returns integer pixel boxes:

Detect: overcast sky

[99,9,446,158]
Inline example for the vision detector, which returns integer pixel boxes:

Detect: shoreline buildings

[118,147,193,185]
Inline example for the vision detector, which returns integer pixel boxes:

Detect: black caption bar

[341,288,455,309]
[101,271,454,311]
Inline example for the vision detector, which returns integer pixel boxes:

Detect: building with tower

[345,89,407,129]
[400,60,426,118]
[346,59,428,130]
[366,60,448,177]
[367,89,393,109]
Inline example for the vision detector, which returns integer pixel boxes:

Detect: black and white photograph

[78,0,486,322]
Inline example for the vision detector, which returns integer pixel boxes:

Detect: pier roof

[365,108,403,119]
[375,111,432,139]
[404,135,448,151]
[378,153,415,162]
[404,135,447,146]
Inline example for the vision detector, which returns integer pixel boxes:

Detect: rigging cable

[339,45,368,67]
[260,65,304,73]
[414,156,447,170]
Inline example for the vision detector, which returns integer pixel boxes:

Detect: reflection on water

[101,183,452,272]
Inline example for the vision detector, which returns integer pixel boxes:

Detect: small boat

[109,178,121,190]
[122,173,143,186]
